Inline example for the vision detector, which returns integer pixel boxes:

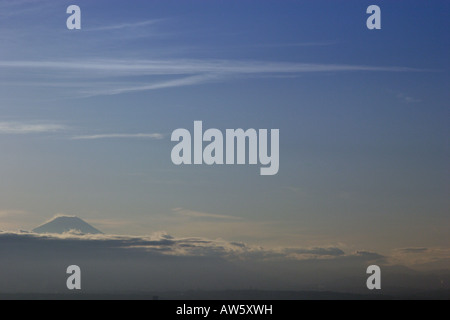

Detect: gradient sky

[0,0,448,263]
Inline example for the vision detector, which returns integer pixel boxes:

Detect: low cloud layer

[0,231,448,295]
[0,231,352,261]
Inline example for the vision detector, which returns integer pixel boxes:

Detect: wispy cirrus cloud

[0,121,164,142]
[0,59,424,74]
[0,59,427,98]
[253,40,339,48]
[0,122,65,134]
[82,74,216,97]
[71,133,164,140]
[87,19,163,32]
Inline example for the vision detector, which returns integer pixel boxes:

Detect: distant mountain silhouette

[32,216,103,234]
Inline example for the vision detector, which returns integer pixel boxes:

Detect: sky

[0,0,449,294]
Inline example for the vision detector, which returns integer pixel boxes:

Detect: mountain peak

[32,215,103,234]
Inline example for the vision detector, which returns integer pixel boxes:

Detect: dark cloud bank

[0,231,448,298]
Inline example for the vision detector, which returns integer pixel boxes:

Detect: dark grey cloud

[354,251,385,261]
[284,247,345,256]
[0,231,347,261]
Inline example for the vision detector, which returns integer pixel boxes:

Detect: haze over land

[0,215,448,297]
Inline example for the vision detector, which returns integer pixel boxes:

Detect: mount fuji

[32,215,103,234]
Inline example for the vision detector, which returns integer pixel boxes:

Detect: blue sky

[0,0,448,264]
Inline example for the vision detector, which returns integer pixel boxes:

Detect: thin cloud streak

[0,122,65,134]
[254,40,339,47]
[87,19,163,31]
[0,59,428,97]
[0,59,425,74]
[72,133,164,140]
[82,74,218,97]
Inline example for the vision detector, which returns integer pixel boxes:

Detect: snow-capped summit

[32,215,103,234]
